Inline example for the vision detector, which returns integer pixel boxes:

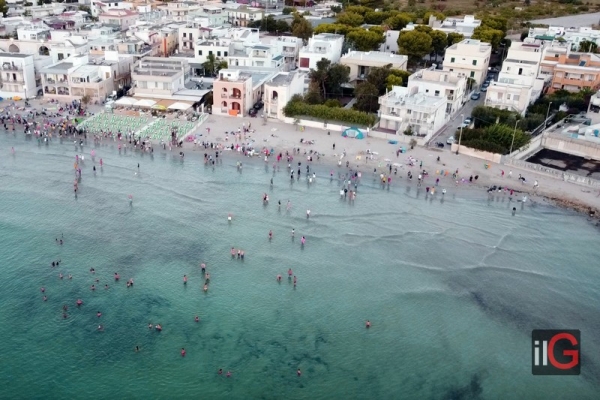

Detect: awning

[115,97,138,106]
[168,102,192,111]
[134,99,156,108]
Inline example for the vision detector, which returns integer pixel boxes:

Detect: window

[470,71,475,78]
[209,51,213,55]
[58,53,64,60]
[513,95,520,101]
[451,57,455,62]
[224,51,228,57]
[472,60,477,66]
[425,89,429,93]
[406,109,411,114]
[507,66,510,71]
[518,68,523,75]
[434,90,440,96]
[163,83,170,90]
[183,33,187,37]
[217,51,221,56]
[198,50,202,56]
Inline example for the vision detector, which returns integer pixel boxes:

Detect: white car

[446,136,455,145]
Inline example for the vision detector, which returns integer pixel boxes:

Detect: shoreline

[179,115,600,222]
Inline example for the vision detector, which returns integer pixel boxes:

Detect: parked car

[434,141,445,148]
[253,101,264,110]
[460,118,472,128]
[249,108,257,117]
[471,92,481,100]
[482,81,489,88]
[446,136,455,144]
[480,86,488,92]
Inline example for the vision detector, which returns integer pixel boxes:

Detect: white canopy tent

[134,99,156,108]
[168,102,192,111]
[115,97,138,106]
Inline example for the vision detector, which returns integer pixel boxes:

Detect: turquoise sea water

[0,135,599,400]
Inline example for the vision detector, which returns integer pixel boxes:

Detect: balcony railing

[4,79,24,84]
[1,65,22,71]
[229,94,242,99]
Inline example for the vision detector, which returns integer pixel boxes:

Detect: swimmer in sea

[218,369,223,375]
[135,346,140,352]
[195,316,199,322]
[90,268,95,274]
[97,311,102,318]
[297,369,302,376]
[63,313,68,319]
[228,213,232,221]
[240,251,244,260]
[156,324,162,331]
[226,371,231,378]
[301,236,306,245]
[277,275,282,282]
[231,247,236,257]
[41,287,45,293]
[201,263,206,273]
[43,296,47,301]
[59,273,63,279]
[291,229,295,237]
[366,320,371,328]
[148,323,153,329]
[293,276,297,287]
[68,274,72,280]
[76,299,83,306]
[269,230,273,240]
[181,348,186,357]
[104,284,109,290]
[288,268,293,278]
[114,273,120,281]
[98,325,103,331]
[183,275,188,284]
[91,285,96,291]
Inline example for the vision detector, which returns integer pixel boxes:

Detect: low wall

[282,117,348,134]
[503,158,600,188]
[450,144,503,163]
[509,133,544,160]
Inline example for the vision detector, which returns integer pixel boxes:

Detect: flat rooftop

[133,68,180,77]
[342,51,407,64]
[0,53,32,59]
[267,72,297,86]
[527,148,600,179]
[41,62,74,73]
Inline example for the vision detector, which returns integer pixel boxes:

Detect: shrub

[283,99,376,127]
[324,99,342,108]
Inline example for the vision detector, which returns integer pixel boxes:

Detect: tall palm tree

[202,53,217,76]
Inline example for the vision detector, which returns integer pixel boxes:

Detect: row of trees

[460,124,531,154]
[283,95,376,127]
[248,14,313,44]
[354,65,411,113]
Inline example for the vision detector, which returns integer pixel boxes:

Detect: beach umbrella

[13,96,22,101]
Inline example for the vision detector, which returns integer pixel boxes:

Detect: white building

[378,86,447,139]
[0,53,38,99]
[264,71,305,120]
[90,0,133,17]
[272,36,303,72]
[529,26,600,51]
[485,40,546,115]
[407,68,467,116]
[298,33,344,71]
[228,43,284,70]
[442,39,491,85]
[131,57,189,98]
[340,50,407,83]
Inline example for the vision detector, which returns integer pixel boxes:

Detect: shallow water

[0,135,599,399]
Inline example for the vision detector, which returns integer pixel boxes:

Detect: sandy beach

[192,114,600,219]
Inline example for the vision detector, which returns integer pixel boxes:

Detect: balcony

[447,94,454,100]
[381,112,403,122]
[252,52,267,58]
[1,64,22,71]
[4,79,24,84]
[229,94,242,99]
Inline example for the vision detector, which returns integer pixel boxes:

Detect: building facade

[340,50,407,83]
[263,71,305,120]
[298,33,344,72]
[131,57,189,98]
[0,53,37,99]
[407,68,467,116]
[442,39,491,85]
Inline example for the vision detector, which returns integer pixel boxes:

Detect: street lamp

[544,101,553,128]
[456,113,464,155]
[509,119,519,155]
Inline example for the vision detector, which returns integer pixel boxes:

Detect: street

[429,94,484,150]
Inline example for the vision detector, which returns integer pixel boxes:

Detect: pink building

[212,69,253,117]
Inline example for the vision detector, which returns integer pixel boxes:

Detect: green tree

[275,20,290,33]
[308,59,349,100]
[304,84,323,105]
[447,32,464,47]
[282,7,296,15]
[480,16,508,35]
[364,11,396,24]
[384,13,412,30]
[291,16,313,44]
[386,74,403,90]
[578,40,597,52]
[423,11,445,23]
[429,30,447,58]
[354,82,380,113]
[336,12,365,27]
[259,15,277,32]
[202,53,226,76]
[347,29,384,51]
[397,30,432,66]
[345,5,373,15]
[314,23,354,35]
[471,26,504,49]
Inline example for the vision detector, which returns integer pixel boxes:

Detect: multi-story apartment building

[340,50,407,83]
[298,33,344,71]
[90,0,133,17]
[131,57,189,98]
[485,40,547,115]
[529,26,600,51]
[228,43,284,70]
[263,71,305,120]
[442,39,491,85]
[212,68,276,117]
[157,1,204,22]
[547,53,600,93]
[378,86,447,139]
[407,68,467,116]
[272,36,303,72]
[0,53,37,99]
[226,7,264,27]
